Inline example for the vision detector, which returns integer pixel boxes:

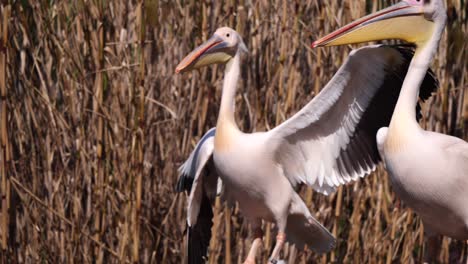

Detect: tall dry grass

[0,0,466,263]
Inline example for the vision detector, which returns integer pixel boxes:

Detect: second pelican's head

[312,0,446,48]
[175,27,247,73]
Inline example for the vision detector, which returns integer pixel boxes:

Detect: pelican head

[312,0,446,48]
[175,27,247,73]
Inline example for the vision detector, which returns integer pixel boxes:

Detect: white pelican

[175,27,438,263]
[313,0,468,261]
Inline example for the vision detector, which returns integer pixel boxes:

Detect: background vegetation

[0,0,466,263]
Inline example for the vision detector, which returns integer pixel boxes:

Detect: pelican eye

[226,33,230,37]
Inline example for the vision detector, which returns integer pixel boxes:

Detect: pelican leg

[268,232,286,264]
[243,221,263,264]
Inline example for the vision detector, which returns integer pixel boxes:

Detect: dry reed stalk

[0,4,10,259]
[9,176,127,263]
[209,197,222,264]
[93,18,105,264]
[330,186,342,262]
[387,188,398,263]
[224,206,232,264]
[275,0,288,126]
[132,1,146,262]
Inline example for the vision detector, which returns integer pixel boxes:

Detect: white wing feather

[177,128,219,226]
[268,45,407,194]
[186,136,215,226]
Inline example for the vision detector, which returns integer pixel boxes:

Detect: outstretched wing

[176,128,220,264]
[268,45,438,194]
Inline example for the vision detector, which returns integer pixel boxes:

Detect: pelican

[175,27,437,263]
[313,0,468,261]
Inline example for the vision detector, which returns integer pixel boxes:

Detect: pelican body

[176,28,334,264]
[176,24,438,263]
[314,0,468,260]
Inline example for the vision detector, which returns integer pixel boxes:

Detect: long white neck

[217,51,241,128]
[390,20,445,129]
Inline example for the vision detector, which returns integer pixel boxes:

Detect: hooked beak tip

[311,41,319,48]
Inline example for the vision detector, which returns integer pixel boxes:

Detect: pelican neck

[217,52,241,129]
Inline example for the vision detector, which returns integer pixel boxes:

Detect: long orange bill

[175,35,225,73]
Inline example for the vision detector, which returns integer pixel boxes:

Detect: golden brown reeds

[0,0,466,263]
[0,5,11,263]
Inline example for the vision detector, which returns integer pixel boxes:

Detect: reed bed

[0,0,466,263]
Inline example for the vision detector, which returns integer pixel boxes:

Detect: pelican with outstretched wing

[176,26,438,263]
[314,0,468,261]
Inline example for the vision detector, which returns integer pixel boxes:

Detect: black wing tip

[391,44,439,97]
[420,68,439,100]
[321,237,337,254]
[175,179,183,192]
[390,44,439,120]
[187,227,205,264]
[312,233,336,254]
[176,173,192,193]
[187,193,213,264]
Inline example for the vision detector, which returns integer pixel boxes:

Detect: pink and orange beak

[312,0,433,48]
[175,35,234,74]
